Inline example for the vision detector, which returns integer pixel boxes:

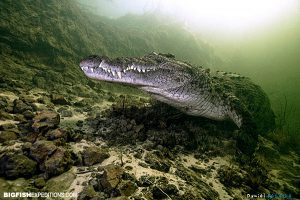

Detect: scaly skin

[79,52,275,134]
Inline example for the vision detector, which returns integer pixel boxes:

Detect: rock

[0,123,17,131]
[134,124,144,133]
[89,177,98,186]
[156,176,168,185]
[13,99,32,114]
[118,180,138,196]
[189,165,208,175]
[0,111,13,120]
[29,140,57,163]
[151,186,168,199]
[0,96,8,109]
[21,132,39,143]
[137,175,155,187]
[65,128,83,142]
[78,185,100,200]
[124,166,133,171]
[76,120,84,127]
[94,164,124,195]
[60,109,73,117]
[133,149,144,159]
[21,142,32,154]
[74,98,94,107]
[32,110,60,132]
[22,110,35,119]
[57,105,69,113]
[37,96,49,104]
[0,178,31,194]
[0,131,17,143]
[162,184,178,196]
[45,128,67,140]
[82,181,88,186]
[43,147,73,176]
[144,152,171,173]
[32,76,46,88]
[81,146,110,166]
[19,95,36,104]
[50,94,70,105]
[217,165,243,188]
[34,177,46,189]
[71,84,95,98]
[138,162,148,168]
[0,153,37,179]
[122,172,136,182]
[13,114,26,122]
[44,168,76,192]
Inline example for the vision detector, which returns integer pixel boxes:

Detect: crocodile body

[80,53,275,133]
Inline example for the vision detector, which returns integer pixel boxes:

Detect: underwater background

[0,0,299,199]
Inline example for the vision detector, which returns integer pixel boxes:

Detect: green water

[78,1,300,138]
[211,14,300,137]
[0,0,299,197]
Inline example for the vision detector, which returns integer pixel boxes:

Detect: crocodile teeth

[112,71,116,76]
[99,61,104,68]
[142,69,145,73]
[137,68,141,72]
[108,69,111,73]
[117,71,122,79]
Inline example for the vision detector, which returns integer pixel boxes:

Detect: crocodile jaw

[80,57,160,87]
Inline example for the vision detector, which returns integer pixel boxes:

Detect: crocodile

[79,52,275,135]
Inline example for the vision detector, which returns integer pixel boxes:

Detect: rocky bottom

[0,88,299,200]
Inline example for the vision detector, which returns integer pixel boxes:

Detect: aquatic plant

[267,96,299,154]
[217,165,243,188]
[245,158,269,193]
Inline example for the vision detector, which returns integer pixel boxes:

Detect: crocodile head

[79,53,195,97]
[79,53,240,127]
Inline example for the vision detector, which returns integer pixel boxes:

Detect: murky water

[0,0,299,198]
